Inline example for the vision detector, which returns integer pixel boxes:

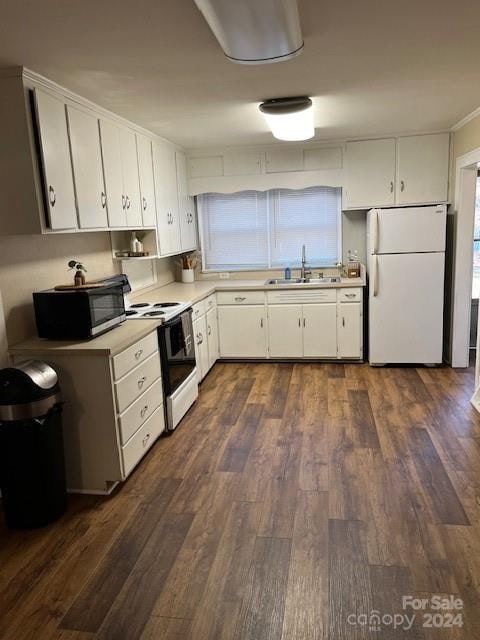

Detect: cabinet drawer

[204,293,216,311]
[267,289,337,304]
[192,299,207,320]
[115,351,161,413]
[217,290,265,305]
[112,331,158,380]
[118,378,164,445]
[121,406,165,476]
[338,288,362,302]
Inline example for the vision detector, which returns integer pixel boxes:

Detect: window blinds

[198,186,341,271]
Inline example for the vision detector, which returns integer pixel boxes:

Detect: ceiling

[1,0,479,149]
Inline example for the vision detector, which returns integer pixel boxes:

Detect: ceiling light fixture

[193,0,304,64]
[259,97,314,141]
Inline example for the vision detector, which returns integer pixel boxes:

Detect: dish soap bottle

[284,265,291,280]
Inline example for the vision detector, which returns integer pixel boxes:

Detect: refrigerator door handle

[372,254,379,297]
[373,210,379,254]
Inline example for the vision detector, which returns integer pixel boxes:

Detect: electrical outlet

[219,272,230,279]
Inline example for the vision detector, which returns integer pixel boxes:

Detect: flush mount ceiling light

[259,97,314,141]
[193,0,304,64]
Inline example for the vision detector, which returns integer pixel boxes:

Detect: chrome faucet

[300,244,312,280]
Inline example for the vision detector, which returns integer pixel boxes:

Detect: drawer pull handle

[140,405,148,418]
[345,293,356,298]
[101,191,107,208]
[48,186,56,206]
[134,349,144,359]
[142,433,150,447]
[122,195,126,210]
[138,376,147,388]
[234,296,246,302]
[142,196,147,210]
[342,317,345,327]
[208,325,211,335]
[126,195,131,209]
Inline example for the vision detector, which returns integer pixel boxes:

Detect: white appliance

[367,205,447,365]
[124,300,192,322]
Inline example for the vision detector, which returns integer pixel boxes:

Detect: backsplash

[0,232,175,346]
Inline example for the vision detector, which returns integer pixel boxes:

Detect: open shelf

[110,228,158,261]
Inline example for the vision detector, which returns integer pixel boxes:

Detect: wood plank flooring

[1,361,480,639]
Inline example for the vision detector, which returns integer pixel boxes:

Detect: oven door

[159,309,196,396]
[88,285,125,335]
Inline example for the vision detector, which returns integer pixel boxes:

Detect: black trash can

[0,361,67,529]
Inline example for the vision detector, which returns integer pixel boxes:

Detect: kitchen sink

[265,278,303,285]
[265,277,341,285]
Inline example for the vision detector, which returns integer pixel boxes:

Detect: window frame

[197,187,343,273]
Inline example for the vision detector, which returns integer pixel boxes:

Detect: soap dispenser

[284,265,291,280]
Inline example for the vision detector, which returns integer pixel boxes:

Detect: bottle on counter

[284,265,291,280]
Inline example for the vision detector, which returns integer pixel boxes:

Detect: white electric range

[124,300,192,322]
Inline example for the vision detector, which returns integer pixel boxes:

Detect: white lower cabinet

[303,303,338,358]
[206,306,219,368]
[337,302,362,358]
[268,304,303,357]
[218,305,267,358]
[193,315,209,382]
[192,296,219,381]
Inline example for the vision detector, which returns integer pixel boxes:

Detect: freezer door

[368,205,446,255]
[369,252,445,364]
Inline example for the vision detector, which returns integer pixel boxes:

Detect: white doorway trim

[451,147,480,368]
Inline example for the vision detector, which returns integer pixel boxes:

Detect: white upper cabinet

[99,119,127,227]
[33,88,77,230]
[345,133,450,209]
[396,133,450,205]
[345,138,396,209]
[136,134,157,227]
[119,128,142,227]
[153,140,181,256]
[176,151,197,251]
[67,106,108,229]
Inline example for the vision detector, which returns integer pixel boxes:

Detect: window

[198,186,341,271]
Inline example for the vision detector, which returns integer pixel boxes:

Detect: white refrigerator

[367,205,447,365]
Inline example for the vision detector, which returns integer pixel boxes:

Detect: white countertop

[130,274,366,306]
[9,318,162,357]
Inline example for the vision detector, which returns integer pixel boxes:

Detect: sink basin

[265,277,341,285]
[265,278,303,285]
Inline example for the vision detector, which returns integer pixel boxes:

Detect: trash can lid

[0,360,59,406]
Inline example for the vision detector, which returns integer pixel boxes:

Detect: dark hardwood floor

[1,361,480,639]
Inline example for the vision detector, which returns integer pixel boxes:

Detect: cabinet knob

[101,192,107,208]
[134,349,143,359]
[138,376,147,388]
[48,186,56,207]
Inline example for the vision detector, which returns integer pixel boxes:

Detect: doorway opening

[469,172,480,360]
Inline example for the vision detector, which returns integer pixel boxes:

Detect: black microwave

[33,283,126,340]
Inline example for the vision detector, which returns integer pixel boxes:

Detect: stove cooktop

[124,300,191,321]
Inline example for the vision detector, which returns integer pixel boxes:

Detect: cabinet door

[33,88,77,230]
[268,305,303,357]
[136,134,157,227]
[119,127,142,227]
[302,304,337,358]
[396,133,449,205]
[206,306,219,370]
[345,138,396,209]
[176,151,197,250]
[193,315,209,381]
[99,119,127,227]
[217,306,266,358]
[153,141,180,255]
[67,106,108,229]
[338,302,362,358]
